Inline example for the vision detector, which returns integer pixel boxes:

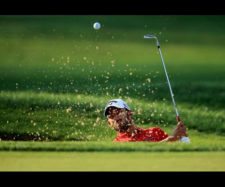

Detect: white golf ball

[93,22,101,30]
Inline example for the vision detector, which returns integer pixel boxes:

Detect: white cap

[104,99,131,117]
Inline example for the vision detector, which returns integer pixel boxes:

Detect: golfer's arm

[160,135,180,142]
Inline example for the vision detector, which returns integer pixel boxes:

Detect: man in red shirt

[104,99,188,142]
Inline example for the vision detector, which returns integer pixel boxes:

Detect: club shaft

[157,45,179,117]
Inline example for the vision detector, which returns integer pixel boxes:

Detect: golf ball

[93,22,101,30]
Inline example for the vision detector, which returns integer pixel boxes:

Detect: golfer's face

[106,107,133,132]
[107,108,122,119]
[107,108,123,131]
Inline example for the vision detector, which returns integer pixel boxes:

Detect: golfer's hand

[177,121,185,127]
[173,121,188,138]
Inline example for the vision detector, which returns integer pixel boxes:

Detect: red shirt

[114,127,169,142]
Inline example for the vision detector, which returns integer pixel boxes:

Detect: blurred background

[0,15,225,141]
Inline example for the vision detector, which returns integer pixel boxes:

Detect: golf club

[144,34,190,142]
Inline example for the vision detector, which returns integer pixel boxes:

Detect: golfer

[104,99,188,142]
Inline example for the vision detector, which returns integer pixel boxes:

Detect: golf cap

[104,99,131,117]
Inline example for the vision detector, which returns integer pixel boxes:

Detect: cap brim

[104,105,130,117]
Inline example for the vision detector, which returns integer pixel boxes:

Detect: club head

[144,34,157,39]
[144,34,160,47]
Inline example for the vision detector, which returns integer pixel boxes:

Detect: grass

[1,16,225,132]
[0,91,225,141]
[0,129,225,152]
[0,16,225,171]
[0,151,225,171]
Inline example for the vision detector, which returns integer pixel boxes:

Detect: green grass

[1,17,225,103]
[0,151,225,171]
[0,129,225,152]
[0,91,225,141]
[0,15,225,164]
